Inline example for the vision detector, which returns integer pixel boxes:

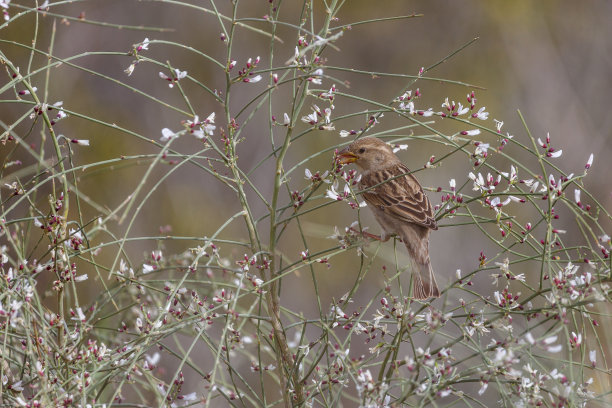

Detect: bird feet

[349,227,392,242]
[349,227,380,240]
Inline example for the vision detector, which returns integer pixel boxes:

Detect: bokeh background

[1,0,610,405]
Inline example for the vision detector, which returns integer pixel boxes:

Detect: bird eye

[358,148,366,154]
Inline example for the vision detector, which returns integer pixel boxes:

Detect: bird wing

[360,163,437,230]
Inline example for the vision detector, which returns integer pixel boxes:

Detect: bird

[337,137,440,299]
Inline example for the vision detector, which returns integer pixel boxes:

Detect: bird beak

[337,148,358,164]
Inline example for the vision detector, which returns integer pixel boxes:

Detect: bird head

[337,137,400,171]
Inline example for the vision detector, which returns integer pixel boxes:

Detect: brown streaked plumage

[338,137,440,299]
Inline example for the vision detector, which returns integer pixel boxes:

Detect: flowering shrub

[0,1,610,407]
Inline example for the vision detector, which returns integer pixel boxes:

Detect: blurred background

[1,0,610,405]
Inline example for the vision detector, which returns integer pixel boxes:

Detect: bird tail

[398,224,440,299]
[412,260,440,299]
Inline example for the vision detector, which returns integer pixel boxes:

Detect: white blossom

[392,144,408,153]
[325,182,341,200]
[586,153,594,169]
[494,119,504,132]
[72,139,90,146]
[138,38,150,51]
[146,352,161,366]
[160,128,177,142]
[456,103,469,115]
[478,381,488,395]
[474,143,490,156]
[245,74,262,83]
[124,63,136,76]
[473,106,489,120]
[301,111,318,125]
[420,108,434,117]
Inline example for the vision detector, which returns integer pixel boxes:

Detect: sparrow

[337,137,440,299]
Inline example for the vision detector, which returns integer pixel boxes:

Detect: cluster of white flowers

[160,112,216,142]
